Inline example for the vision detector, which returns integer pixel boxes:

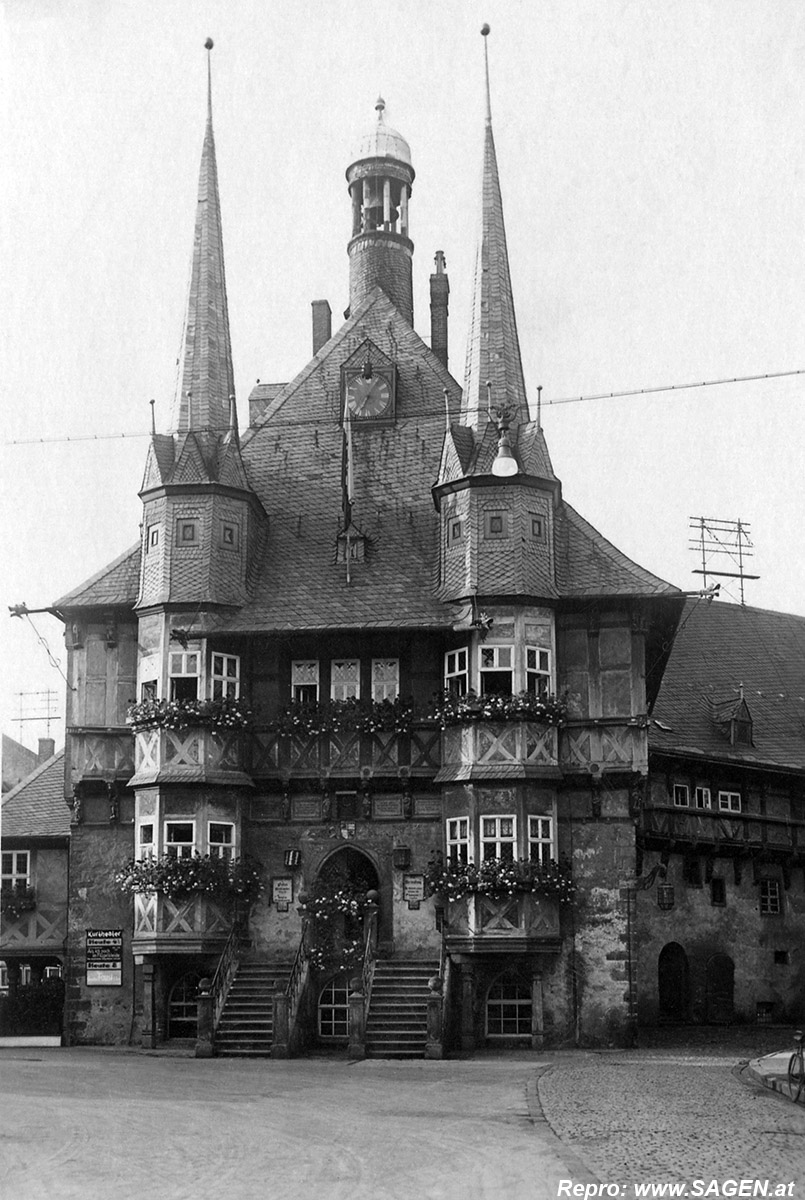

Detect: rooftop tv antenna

[13,689,62,742]
[689,516,759,606]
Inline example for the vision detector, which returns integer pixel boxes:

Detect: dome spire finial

[481,24,492,124]
[375,95,386,121]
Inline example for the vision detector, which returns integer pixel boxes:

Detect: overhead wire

[4,364,805,447]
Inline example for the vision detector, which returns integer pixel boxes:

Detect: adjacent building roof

[650,600,805,774]
[1,751,69,839]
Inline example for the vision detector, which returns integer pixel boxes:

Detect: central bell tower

[346,98,415,325]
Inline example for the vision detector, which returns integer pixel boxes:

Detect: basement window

[774,950,790,966]
[487,976,532,1036]
[318,979,349,1039]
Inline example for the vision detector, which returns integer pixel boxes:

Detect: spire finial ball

[481,23,490,36]
[205,37,214,50]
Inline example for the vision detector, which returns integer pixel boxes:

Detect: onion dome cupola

[346,98,415,326]
[433,26,559,606]
[137,41,266,614]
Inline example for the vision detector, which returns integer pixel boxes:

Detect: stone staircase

[365,958,439,1059]
[215,959,292,1058]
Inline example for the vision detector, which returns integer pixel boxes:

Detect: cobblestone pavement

[0,1049,593,1200]
[538,1047,805,1188]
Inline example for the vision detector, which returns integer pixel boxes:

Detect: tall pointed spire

[169,38,235,437]
[462,25,530,432]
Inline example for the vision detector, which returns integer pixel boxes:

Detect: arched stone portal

[657,942,690,1022]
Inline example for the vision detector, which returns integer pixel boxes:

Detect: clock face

[345,373,393,419]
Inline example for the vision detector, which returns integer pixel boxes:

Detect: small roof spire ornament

[375,96,386,120]
[205,38,214,120]
[481,24,492,124]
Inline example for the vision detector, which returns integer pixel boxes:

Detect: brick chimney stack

[311,300,332,356]
[429,250,449,370]
[38,737,55,764]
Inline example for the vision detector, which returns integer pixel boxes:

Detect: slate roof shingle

[649,600,805,773]
[1,751,70,839]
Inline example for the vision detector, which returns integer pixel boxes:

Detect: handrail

[210,918,242,1030]
[361,904,379,1005]
[284,916,310,1044]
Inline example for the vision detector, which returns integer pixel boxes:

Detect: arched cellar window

[318,977,350,1040]
[168,971,202,1039]
[486,972,532,1037]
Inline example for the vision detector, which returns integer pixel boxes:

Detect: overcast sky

[3,0,804,750]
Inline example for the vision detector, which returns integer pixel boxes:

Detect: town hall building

[7,32,802,1055]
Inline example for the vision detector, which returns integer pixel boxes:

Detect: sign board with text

[86,929,123,986]
[272,877,294,912]
[403,874,426,910]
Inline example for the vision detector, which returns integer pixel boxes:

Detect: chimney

[429,251,449,370]
[38,737,55,764]
[311,300,332,356]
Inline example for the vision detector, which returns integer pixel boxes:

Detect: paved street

[1,1046,804,1200]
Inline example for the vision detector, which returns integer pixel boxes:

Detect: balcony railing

[132,892,232,954]
[69,727,135,786]
[436,721,559,782]
[249,722,441,779]
[559,718,648,774]
[442,892,561,953]
[641,804,801,852]
[129,727,252,787]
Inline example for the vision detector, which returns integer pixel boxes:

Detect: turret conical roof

[169,46,235,437]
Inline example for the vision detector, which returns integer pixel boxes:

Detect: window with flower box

[447,817,471,865]
[445,648,468,696]
[527,816,554,866]
[291,660,319,704]
[2,851,30,888]
[371,658,399,701]
[481,815,516,862]
[211,653,240,700]
[165,822,196,859]
[331,659,360,701]
[525,646,550,698]
[169,651,199,701]
[137,823,155,860]
[208,822,235,860]
[479,645,513,696]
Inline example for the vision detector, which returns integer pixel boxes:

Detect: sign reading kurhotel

[86,929,123,987]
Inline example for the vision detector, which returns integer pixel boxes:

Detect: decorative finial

[481,24,492,123]
[150,398,156,436]
[205,39,214,120]
[375,96,386,120]
[205,37,214,50]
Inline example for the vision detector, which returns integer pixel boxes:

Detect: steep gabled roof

[650,600,805,773]
[555,504,678,599]
[54,543,141,610]
[1,751,69,839]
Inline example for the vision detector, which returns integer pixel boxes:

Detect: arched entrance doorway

[167,971,203,1039]
[657,942,690,1022]
[313,847,380,942]
[705,953,735,1024]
